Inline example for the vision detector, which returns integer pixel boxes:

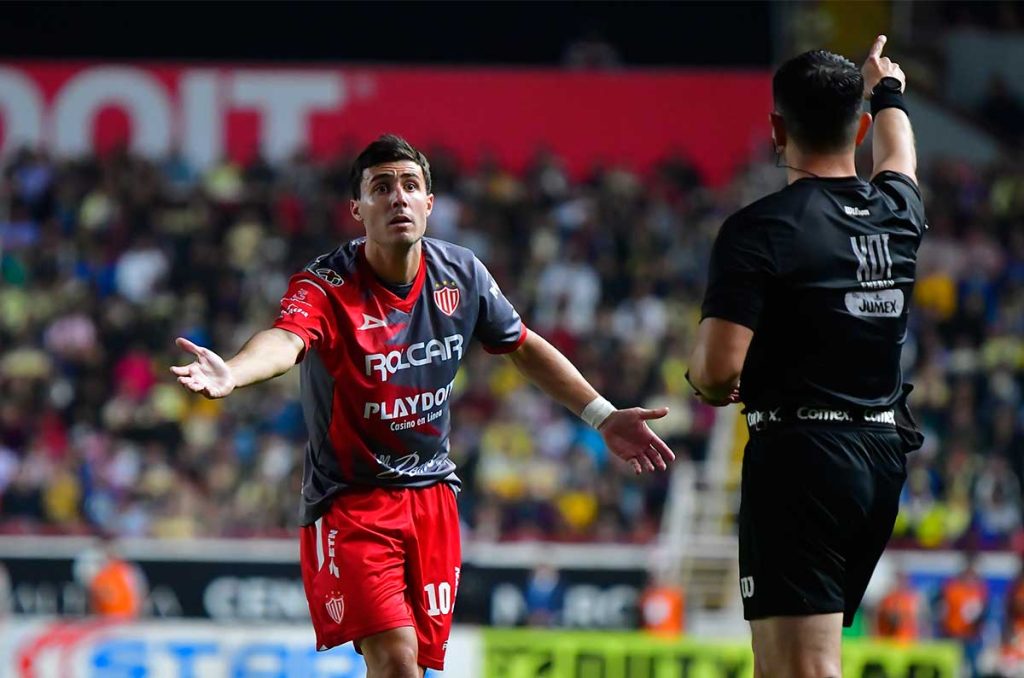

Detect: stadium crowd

[0,142,1022,551]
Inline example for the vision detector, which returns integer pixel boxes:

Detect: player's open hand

[169,337,236,399]
[861,35,906,99]
[598,407,676,475]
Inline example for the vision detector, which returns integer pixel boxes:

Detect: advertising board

[0,62,770,184]
[481,630,961,678]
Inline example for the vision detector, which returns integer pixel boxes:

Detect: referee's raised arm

[862,35,917,184]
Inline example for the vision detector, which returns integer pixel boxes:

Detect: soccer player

[171,135,674,677]
[687,37,924,677]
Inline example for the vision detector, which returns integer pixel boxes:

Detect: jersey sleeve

[471,256,527,354]
[871,170,927,236]
[700,214,776,331]
[272,273,338,358]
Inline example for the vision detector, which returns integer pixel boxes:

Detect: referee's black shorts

[738,424,907,626]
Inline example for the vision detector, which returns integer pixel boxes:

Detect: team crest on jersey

[314,267,344,286]
[325,592,345,624]
[433,282,460,316]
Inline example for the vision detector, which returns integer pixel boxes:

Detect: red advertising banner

[0,62,771,185]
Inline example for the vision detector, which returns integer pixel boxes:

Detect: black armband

[871,77,908,118]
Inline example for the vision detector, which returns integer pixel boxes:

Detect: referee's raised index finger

[868,35,887,59]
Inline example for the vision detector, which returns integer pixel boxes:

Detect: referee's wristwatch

[872,76,902,96]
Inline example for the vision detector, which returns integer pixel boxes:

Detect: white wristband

[581,396,616,429]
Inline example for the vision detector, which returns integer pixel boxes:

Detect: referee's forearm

[688,341,741,401]
[688,366,739,402]
[872,109,917,179]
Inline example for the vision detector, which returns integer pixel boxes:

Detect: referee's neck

[784,149,858,184]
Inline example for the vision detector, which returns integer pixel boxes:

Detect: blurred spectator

[639,574,685,636]
[159,147,198,198]
[875,571,927,643]
[533,242,601,336]
[74,537,147,618]
[974,456,1023,547]
[1005,563,1024,654]
[562,29,622,70]
[524,563,564,627]
[114,234,169,304]
[937,556,990,677]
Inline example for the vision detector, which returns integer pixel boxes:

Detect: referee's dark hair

[773,50,864,154]
[350,134,432,199]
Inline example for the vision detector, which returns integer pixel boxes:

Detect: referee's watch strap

[870,78,908,118]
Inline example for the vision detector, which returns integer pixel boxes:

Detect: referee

[688,36,924,677]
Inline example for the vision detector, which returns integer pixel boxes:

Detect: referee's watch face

[351,161,434,249]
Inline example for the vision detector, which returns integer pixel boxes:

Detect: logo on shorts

[433,282,460,316]
[325,592,345,624]
[740,576,755,599]
[327,528,340,578]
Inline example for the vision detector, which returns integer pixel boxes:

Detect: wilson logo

[740,576,755,599]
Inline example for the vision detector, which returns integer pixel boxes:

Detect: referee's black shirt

[701,171,926,410]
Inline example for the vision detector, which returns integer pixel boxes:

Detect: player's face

[351,161,433,249]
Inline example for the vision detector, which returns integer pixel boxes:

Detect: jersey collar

[792,175,865,187]
[357,242,427,313]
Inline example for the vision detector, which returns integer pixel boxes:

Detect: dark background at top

[0,1,773,67]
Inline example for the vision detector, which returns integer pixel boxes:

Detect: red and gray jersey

[274,237,527,525]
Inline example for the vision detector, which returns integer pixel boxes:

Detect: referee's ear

[855,112,872,147]
[769,112,787,151]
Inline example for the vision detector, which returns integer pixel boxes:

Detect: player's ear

[425,193,434,218]
[349,199,363,222]
[855,112,872,146]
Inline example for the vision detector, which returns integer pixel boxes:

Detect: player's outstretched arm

[862,35,917,184]
[170,328,304,399]
[506,329,675,475]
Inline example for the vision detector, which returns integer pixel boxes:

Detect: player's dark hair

[350,134,432,198]
[773,50,864,153]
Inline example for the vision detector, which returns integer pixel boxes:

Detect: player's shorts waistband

[745,405,896,433]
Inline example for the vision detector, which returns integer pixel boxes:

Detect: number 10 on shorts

[424,567,460,617]
[424,581,453,616]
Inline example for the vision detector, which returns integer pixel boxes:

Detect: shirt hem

[316,616,415,652]
[483,324,529,354]
[271,321,312,354]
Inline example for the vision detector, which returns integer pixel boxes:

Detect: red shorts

[299,483,461,671]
